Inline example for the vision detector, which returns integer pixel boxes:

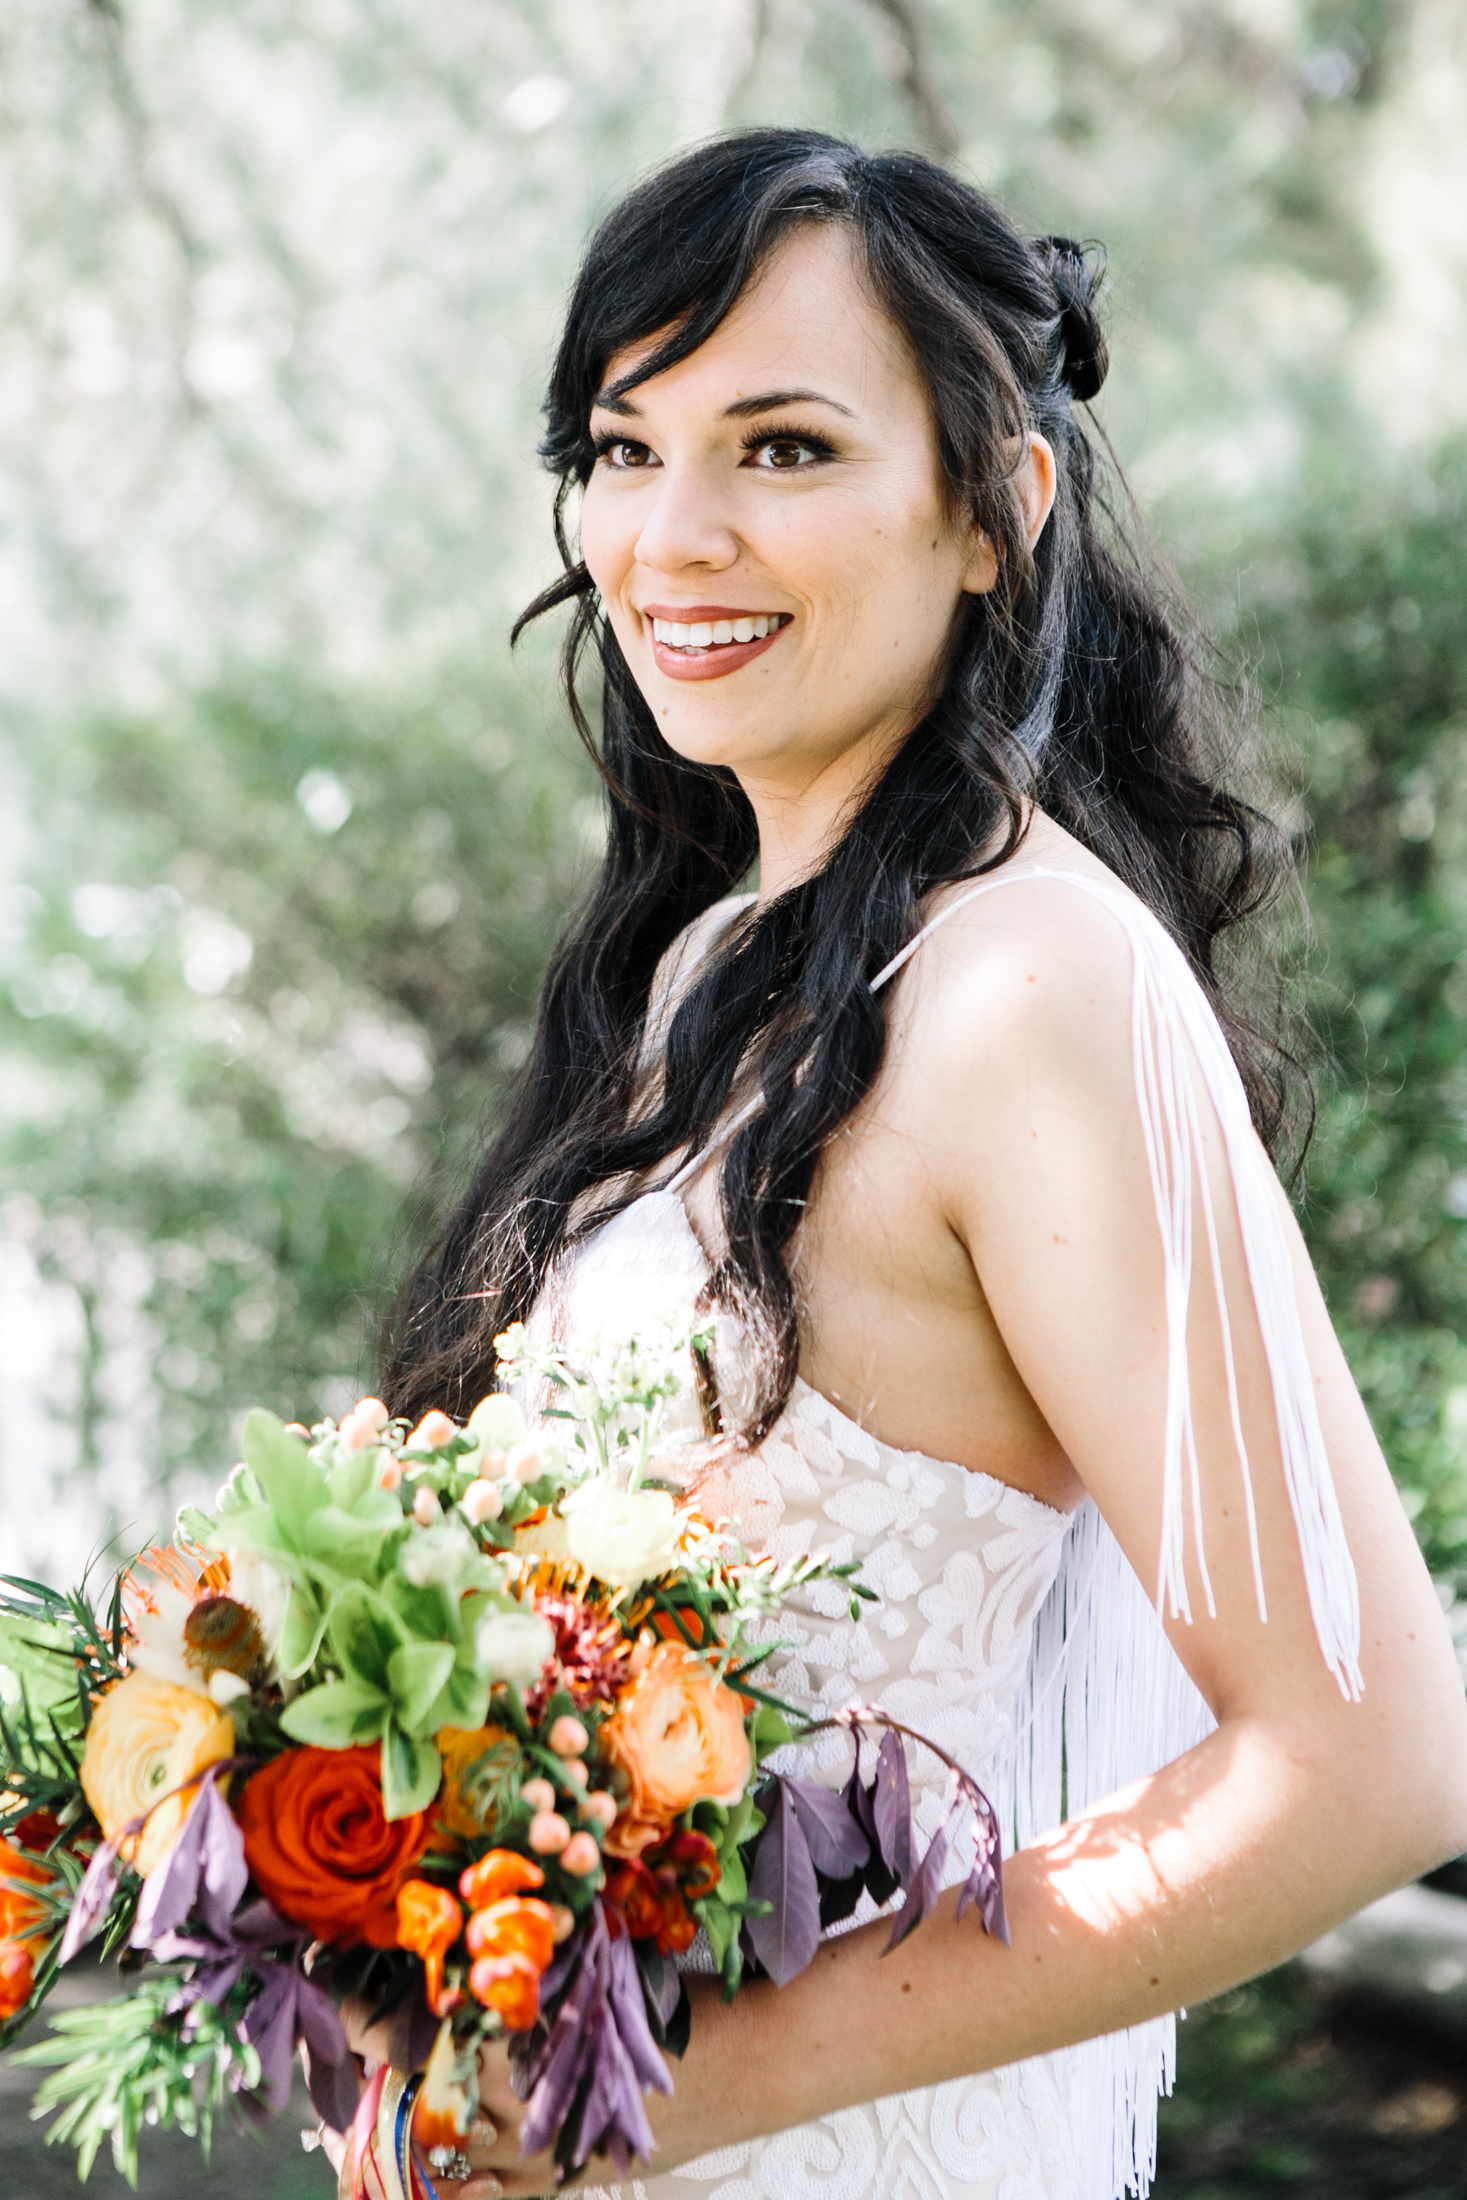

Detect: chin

[652,703,778,772]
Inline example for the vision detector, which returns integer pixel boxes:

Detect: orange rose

[238,1745,430,1947]
[600,1641,751,1858]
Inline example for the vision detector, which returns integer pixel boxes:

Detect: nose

[632,457,740,579]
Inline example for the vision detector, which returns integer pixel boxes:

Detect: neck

[738,729,903,903]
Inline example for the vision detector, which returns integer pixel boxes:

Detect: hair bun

[1037,234,1108,403]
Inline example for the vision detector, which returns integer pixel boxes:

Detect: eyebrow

[590,384,856,420]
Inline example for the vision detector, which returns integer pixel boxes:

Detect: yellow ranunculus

[80,1673,234,1876]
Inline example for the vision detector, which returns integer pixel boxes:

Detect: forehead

[594,224,925,422]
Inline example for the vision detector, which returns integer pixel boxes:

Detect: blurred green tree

[1267,444,1467,1600]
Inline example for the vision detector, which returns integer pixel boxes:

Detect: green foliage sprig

[13,1973,263,2187]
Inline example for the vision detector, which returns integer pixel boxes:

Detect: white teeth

[650,613,785,648]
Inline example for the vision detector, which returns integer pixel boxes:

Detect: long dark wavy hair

[383,128,1294,1438]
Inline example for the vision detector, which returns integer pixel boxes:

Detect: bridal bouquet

[0,1319,1008,2194]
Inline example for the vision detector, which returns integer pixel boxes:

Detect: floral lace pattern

[541,1190,1085,2200]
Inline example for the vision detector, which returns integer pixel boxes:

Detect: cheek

[579,484,633,594]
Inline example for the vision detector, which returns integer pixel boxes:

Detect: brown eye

[743,434,828,471]
[606,440,654,469]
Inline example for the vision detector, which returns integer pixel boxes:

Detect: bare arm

[457,882,1467,2193]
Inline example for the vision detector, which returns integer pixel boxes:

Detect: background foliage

[2,0,1465,1616]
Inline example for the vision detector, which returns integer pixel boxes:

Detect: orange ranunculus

[395,1879,465,2017]
[467,1948,540,2031]
[432,1724,509,1845]
[238,1745,430,1948]
[600,1642,751,1859]
[79,1674,234,1877]
[464,1895,555,1974]
[458,1849,544,1910]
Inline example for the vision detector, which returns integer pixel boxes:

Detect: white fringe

[995,1504,1217,2198]
[874,866,1364,2200]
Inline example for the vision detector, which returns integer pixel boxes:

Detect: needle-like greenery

[13,1973,263,2187]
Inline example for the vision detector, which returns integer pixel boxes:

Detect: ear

[1018,432,1058,548]
[960,433,1059,596]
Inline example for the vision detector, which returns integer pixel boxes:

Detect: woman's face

[581,225,1035,814]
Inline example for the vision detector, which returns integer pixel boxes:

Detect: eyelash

[589,426,838,468]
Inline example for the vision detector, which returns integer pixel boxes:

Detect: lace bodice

[535,1189,1072,1809]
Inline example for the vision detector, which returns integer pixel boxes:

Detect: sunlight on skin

[579,223,1055,902]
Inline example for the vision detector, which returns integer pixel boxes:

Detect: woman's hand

[340,1976,761,2198]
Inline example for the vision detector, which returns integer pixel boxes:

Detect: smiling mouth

[649,611,791,655]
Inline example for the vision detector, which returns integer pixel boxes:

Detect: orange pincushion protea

[395,1879,465,2017]
[467,1949,541,2031]
[458,1848,544,1910]
[464,1895,556,1974]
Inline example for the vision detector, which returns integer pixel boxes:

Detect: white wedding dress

[528,869,1361,2200]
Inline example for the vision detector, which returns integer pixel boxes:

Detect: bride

[380,130,1467,2199]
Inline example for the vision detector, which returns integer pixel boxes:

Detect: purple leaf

[885,1821,949,1952]
[785,1776,869,1879]
[58,1836,124,1965]
[385,1978,442,2078]
[132,1773,247,1951]
[954,1778,1009,1946]
[303,2022,362,2137]
[604,1925,675,2097]
[743,1779,821,1988]
[633,1940,682,2030]
[518,1904,671,2178]
[240,1964,298,2109]
[872,1729,913,1889]
[846,1751,879,1847]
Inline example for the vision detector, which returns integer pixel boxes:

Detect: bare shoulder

[907,822,1145,1092]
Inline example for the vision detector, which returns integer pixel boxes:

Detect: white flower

[474,1609,556,1686]
[512,1513,570,1562]
[400,1520,479,1588]
[224,1550,291,1666]
[128,1581,208,1695]
[562,1483,682,1588]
